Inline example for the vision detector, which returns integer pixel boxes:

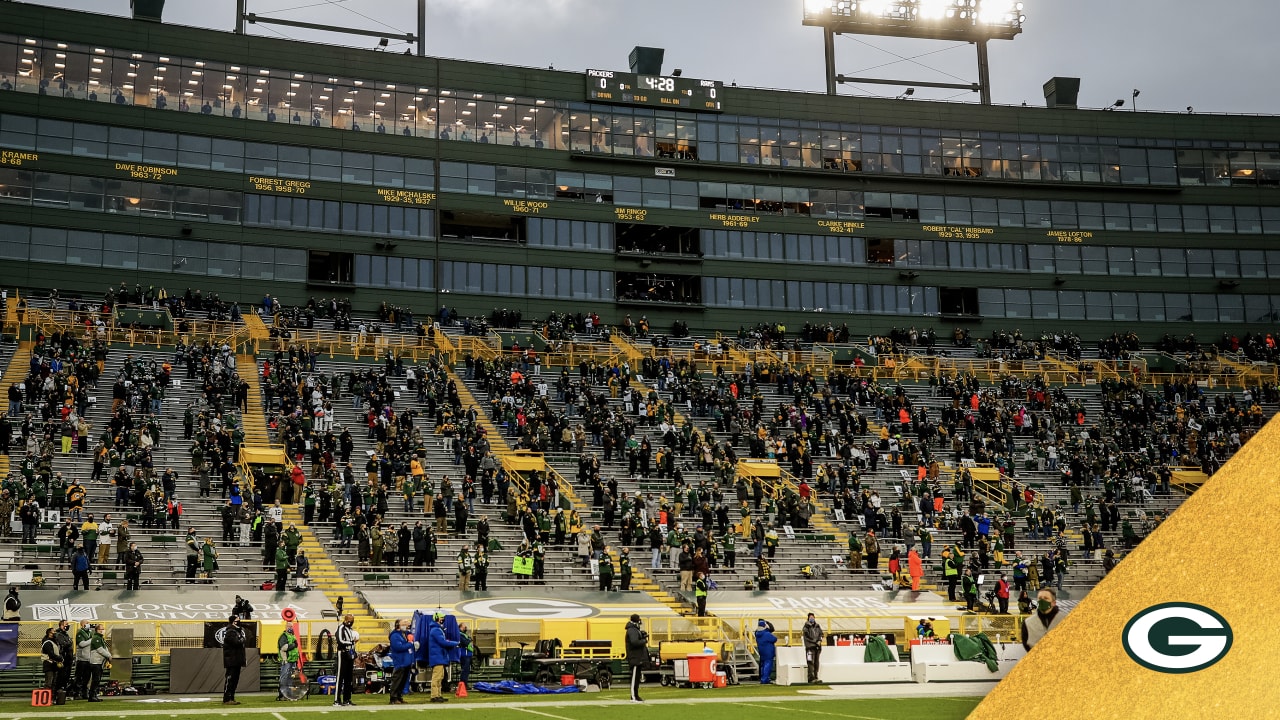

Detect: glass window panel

[1024,200,1050,228]
[1107,246,1134,275]
[72,122,108,158]
[1004,289,1031,319]
[0,224,29,261]
[210,138,243,172]
[1182,205,1210,233]
[1138,293,1166,322]
[1212,248,1239,278]
[1129,204,1156,232]
[173,238,205,274]
[206,242,240,277]
[137,236,172,272]
[1156,205,1182,232]
[1209,206,1235,233]
[102,232,139,269]
[1054,245,1081,274]
[1245,295,1273,323]
[1103,203,1130,231]
[1111,292,1141,319]
[1031,289,1058,319]
[342,151,373,184]
[1081,246,1107,274]
[28,226,67,263]
[63,230,102,266]
[978,288,1004,318]
[1028,244,1055,273]
[1235,206,1262,234]
[1186,248,1213,277]
[1134,247,1161,276]
[1239,250,1266,278]
[1165,293,1191,322]
[1218,294,1244,323]
[1058,290,1085,320]
[1160,248,1187,277]
[1190,294,1217,322]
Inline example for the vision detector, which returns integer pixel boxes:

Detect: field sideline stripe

[272,713,287,720]
[515,708,578,720]
[739,701,887,720]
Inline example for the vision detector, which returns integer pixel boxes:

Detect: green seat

[101,571,118,580]
[151,535,177,543]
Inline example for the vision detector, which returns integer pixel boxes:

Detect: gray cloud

[19,0,1280,113]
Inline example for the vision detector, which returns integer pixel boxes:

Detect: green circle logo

[1122,603,1232,673]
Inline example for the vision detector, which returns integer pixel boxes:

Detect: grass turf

[1,685,981,720]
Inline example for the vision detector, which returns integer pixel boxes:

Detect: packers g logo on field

[456,599,599,620]
[1122,603,1233,674]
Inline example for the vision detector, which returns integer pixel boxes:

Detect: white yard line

[513,708,578,720]
[739,701,887,720]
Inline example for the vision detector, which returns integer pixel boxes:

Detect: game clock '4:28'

[587,70,724,112]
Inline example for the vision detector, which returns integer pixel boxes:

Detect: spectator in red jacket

[995,573,1011,614]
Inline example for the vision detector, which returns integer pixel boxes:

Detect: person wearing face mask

[222,615,246,705]
[1021,587,1063,650]
[386,618,417,705]
[54,620,74,698]
[334,614,360,707]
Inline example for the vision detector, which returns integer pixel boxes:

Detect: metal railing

[7,610,1025,661]
[737,613,1025,653]
[24,306,253,352]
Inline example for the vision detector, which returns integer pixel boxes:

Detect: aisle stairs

[235,355,276,447]
[280,506,384,648]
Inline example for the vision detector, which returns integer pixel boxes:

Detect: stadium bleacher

[2,288,1276,667]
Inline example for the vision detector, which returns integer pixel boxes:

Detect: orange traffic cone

[455,681,468,698]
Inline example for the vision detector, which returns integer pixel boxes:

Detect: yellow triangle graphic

[969,417,1280,720]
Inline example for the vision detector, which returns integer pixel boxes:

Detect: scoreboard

[586,70,724,112]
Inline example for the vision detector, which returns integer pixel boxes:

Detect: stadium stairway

[446,366,511,455]
[0,339,33,402]
[241,357,599,595]
[547,460,696,621]
[624,362,878,576]
[451,361,695,618]
[279,505,383,646]
[0,339,30,478]
[234,355,274,447]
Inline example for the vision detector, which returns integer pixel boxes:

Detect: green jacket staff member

[276,626,300,700]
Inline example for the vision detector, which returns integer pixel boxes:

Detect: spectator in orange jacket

[908,548,923,591]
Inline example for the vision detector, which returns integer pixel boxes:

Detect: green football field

[2,685,982,720]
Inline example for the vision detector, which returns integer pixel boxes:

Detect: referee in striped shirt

[334,614,360,706]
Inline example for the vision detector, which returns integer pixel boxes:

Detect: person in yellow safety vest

[694,572,709,616]
[942,545,965,602]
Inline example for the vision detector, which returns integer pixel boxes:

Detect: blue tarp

[473,681,580,695]
[410,610,462,665]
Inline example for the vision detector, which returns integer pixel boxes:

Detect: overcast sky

[22,0,1280,114]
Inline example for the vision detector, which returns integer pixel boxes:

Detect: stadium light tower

[235,0,428,56]
[802,0,1026,105]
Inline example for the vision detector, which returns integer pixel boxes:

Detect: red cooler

[687,654,718,685]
